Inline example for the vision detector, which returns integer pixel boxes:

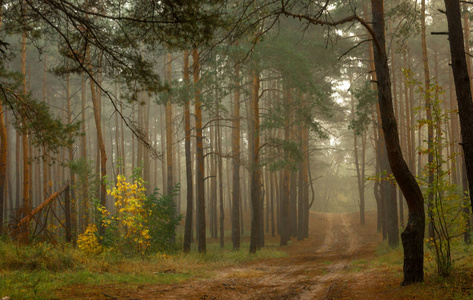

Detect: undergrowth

[351,239,473,299]
[0,240,286,299]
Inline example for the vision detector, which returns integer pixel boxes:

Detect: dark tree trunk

[444,0,473,225]
[371,0,425,285]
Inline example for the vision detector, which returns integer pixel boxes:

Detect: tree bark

[183,51,194,253]
[21,22,30,243]
[280,86,291,246]
[193,47,206,253]
[371,0,425,285]
[461,2,472,244]
[232,63,241,250]
[421,0,435,239]
[86,47,107,234]
[0,101,6,234]
[249,69,262,253]
[444,0,473,227]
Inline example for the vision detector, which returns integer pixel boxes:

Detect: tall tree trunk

[462,2,472,244]
[0,2,6,234]
[86,48,107,234]
[249,69,262,253]
[209,125,217,238]
[165,53,176,243]
[371,0,425,285]
[183,51,194,253]
[21,22,30,243]
[80,74,89,231]
[0,98,6,234]
[280,86,291,246]
[421,0,435,239]
[66,72,76,243]
[217,96,224,248]
[166,53,174,196]
[444,0,473,228]
[232,63,241,250]
[193,48,206,253]
[351,76,366,225]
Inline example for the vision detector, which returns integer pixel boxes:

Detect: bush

[144,186,182,253]
[77,174,181,257]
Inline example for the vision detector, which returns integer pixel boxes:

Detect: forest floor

[55,211,473,299]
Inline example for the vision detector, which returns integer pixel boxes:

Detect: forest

[1,0,473,299]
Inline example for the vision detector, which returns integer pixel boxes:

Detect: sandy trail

[61,211,381,299]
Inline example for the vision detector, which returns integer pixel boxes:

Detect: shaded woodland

[1,0,473,288]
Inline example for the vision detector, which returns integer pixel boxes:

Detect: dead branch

[12,181,69,234]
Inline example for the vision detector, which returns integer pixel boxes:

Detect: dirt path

[117,211,381,300]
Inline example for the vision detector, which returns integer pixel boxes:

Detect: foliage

[144,186,182,253]
[76,173,180,257]
[68,158,99,226]
[0,67,81,153]
[386,1,421,52]
[76,224,102,255]
[404,71,467,277]
[106,174,151,256]
[349,80,378,135]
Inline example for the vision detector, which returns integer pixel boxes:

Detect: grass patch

[0,239,286,299]
[360,239,473,299]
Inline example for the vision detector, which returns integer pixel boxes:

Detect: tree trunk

[232,63,241,250]
[280,86,291,246]
[183,51,194,253]
[80,74,89,231]
[217,95,225,249]
[462,1,472,244]
[249,69,262,253]
[0,101,6,234]
[371,0,425,285]
[21,24,30,243]
[421,0,435,239]
[444,0,473,227]
[86,48,107,234]
[193,48,206,253]
[66,73,76,242]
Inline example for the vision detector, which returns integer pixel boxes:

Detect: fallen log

[12,181,69,235]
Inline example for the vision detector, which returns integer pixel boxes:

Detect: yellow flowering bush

[77,173,180,256]
[106,175,151,256]
[77,224,102,254]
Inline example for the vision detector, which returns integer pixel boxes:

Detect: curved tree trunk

[371,0,425,285]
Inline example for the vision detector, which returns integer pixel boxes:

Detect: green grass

[0,239,287,299]
[360,239,473,299]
